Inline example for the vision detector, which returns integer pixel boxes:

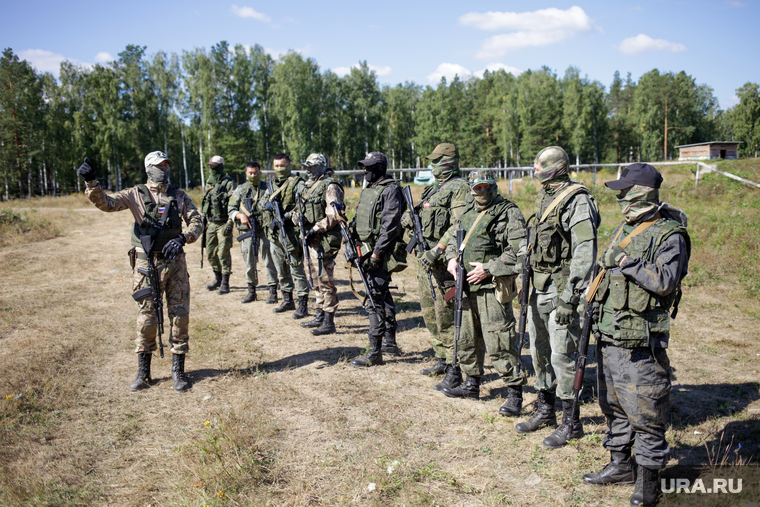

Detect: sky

[2,0,758,109]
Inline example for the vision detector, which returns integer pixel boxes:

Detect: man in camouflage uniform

[228,161,278,304]
[264,153,310,318]
[440,171,527,416]
[583,164,689,507]
[516,146,600,448]
[402,142,472,391]
[201,155,235,295]
[78,152,203,392]
[350,151,406,367]
[295,153,345,335]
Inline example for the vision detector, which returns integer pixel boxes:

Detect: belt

[136,251,167,261]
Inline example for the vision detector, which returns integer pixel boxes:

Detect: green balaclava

[617,184,660,224]
[246,172,261,186]
[533,146,570,192]
[468,171,498,210]
[274,161,292,181]
[207,163,225,185]
[431,155,461,181]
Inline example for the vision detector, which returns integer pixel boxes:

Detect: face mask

[146,165,170,184]
[363,164,386,183]
[247,174,261,186]
[207,164,224,185]
[431,155,460,180]
[541,174,570,193]
[617,184,659,224]
[274,163,291,180]
[471,186,497,210]
[306,165,324,180]
[534,160,568,183]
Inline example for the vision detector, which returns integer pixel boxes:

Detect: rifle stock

[401,186,436,301]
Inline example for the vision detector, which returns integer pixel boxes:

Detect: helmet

[533,146,569,183]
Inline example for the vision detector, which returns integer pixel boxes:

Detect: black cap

[358,151,388,168]
[605,163,663,190]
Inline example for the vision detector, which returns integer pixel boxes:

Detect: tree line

[1,42,759,199]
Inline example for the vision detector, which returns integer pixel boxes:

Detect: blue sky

[2,0,757,109]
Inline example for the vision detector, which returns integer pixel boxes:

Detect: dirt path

[1,207,759,506]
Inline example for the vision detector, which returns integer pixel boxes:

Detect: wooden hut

[676,141,741,161]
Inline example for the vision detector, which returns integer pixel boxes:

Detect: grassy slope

[0,160,758,506]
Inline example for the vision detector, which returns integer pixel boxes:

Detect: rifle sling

[268,176,295,202]
[538,184,582,223]
[585,213,661,302]
[459,210,489,253]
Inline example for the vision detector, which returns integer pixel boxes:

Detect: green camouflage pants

[598,341,671,467]
[132,252,190,355]
[528,280,580,400]
[418,260,455,363]
[270,233,309,298]
[308,245,338,313]
[240,233,277,286]
[456,288,526,386]
[206,221,233,274]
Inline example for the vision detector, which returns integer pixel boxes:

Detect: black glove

[77,157,98,181]
[363,255,382,273]
[420,247,443,271]
[223,222,233,237]
[162,234,186,260]
[264,202,275,212]
[602,242,627,268]
[555,294,580,326]
[304,228,318,244]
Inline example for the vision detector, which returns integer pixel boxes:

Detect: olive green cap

[425,143,459,160]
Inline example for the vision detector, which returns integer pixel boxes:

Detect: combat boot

[543,399,584,448]
[273,291,295,313]
[515,390,557,433]
[351,337,384,367]
[442,375,480,399]
[171,353,190,392]
[420,358,446,376]
[241,283,257,303]
[217,274,230,295]
[265,286,279,304]
[206,271,222,291]
[499,386,523,417]
[434,364,462,392]
[301,309,324,328]
[630,465,660,506]
[292,295,309,319]
[381,332,402,355]
[129,352,152,391]
[583,451,636,486]
[311,311,336,336]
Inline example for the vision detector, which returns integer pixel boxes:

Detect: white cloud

[94,52,114,63]
[264,45,311,59]
[231,5,271,23]
[17,49,91,75]
[427,63,472,83]
[616,34,686,55]
[332,63,392,77]
[460,6,598,58]
[473,63,522,79]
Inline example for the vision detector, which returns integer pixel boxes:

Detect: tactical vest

[130,184,183,252]
[271,175,304,214]
[202,177,232,222]
[459,198,517,293]
[302,176,343,254]
[234,182,265,232]
[356,177,399,245]
[529,183,593,293]
[419,177,470,243]
[596,218,690,348]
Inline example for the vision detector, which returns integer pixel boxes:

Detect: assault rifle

[444,229,465,369]
[131,209,170,358]
[200,214,207,268]
[266,181,292,265]
[235,197,259,266]
[515,227,532,376]
[401,185,436,301]
[331,202,377,311]
[571,262,601,419]
[296,190,314,290]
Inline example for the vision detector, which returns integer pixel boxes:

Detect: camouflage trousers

[528,280,581,400]
[418,260,455,363]
[240,233,277,287]
[598,340,672,467]
[270,233,309,298]
[457,288,526,386]
[132,252,190,355]
[206,221,233,274]
[307,245,338,313]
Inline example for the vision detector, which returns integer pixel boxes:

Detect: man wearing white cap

[201,155,236,295]
[78,151,203,392]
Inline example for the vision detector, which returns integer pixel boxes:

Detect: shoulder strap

[423,177,460,204]
[539,184,586,223]
[268,176,294,202]
[460,210,489,253]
